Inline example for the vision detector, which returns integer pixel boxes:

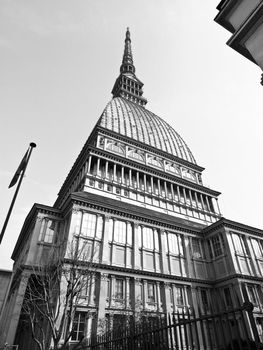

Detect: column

[89,273,96,306]
[113,163,117,182]
[163,282,172,313]
[101,215,111,264]
[144,174,147,192]
[129,169,132,187]
[157,179,161,196]
[189,190,193,208]
[156,281,161,312]
[143,280,147,310]
[151,176,154,195]
[172,284,177,311]
[105,161,109,179]
[183,285,189,310]
[182,188,187,205]
[136,171,140,189]
[170,183,174,200]
[184,236,193,277]
[87,155,92,173]
[97,273,108,333]
[110,275,116,308]
[205,196,211,212]
[134,278,142,320]
[164,181,168,198]
[126,277,130,309]
[133,223,140,269]
[160,230,169,274]
[200,194,206,211]
[97,158,100,177]
[121,166,124,184]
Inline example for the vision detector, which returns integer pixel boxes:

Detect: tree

[20,234,97,350]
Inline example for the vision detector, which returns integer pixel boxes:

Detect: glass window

[247,285,257,305]
[71,312,86,341]
[211,235,223,257]
[201,289,209,308]
[147,282,155,302]
[175,286,184,305]
[143,227,154,249]
[192,238,202,259]
[81,213,96,237]
[168,233,184,255]
[39,219,55,243]
[252,239,263,257]
[114,220,126,244]
[115,279,124,299]
[224,288,232,308]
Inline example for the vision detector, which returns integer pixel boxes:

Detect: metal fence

[83,302,263,350]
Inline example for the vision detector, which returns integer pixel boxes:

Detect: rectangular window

[114,220,126,244]
[147,282,155,302]
[115,279,124,299]
[39,219,55,243]
[192,238,202,259]
[175,286,184,306]
[71,312,86,341]
[224,287,232,308]
[81,213,96,237]
[143,227,154,249]
[211,235,223,257]
[201,289,209,308]
[247,285,257,305]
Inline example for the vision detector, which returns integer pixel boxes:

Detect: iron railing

[82,302,263,350]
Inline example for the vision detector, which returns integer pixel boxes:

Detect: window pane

[175,286,184,305]
[143,227,154,249]
[127,223,132,245]
[168,233,178,254]
[147,282,155,302]
[82,213,96,237]
[192,238,202,259]
[115,279,124,299]
[114,220,126,244]
[96,216,103,239]
[44,220,54,243]
[154,230,159,250]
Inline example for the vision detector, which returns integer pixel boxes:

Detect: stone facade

[1,28,263,349]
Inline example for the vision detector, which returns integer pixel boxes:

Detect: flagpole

[0,142,36,245]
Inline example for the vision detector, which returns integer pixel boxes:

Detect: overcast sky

[1,0,262,270]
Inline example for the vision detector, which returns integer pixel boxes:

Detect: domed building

[1,29,263,349]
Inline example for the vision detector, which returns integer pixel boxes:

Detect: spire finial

[111,28,147,107]
[121,27,134,72]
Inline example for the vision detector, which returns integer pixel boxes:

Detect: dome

[98,97,196,164]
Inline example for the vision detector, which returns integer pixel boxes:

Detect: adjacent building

[1,28,263,349]
[215,0,263,84]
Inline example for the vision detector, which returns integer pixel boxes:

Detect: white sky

[1,0,262,270]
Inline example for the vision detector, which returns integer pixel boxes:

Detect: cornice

[226,1,263,65]
[214,0,240,33]
[203,217,263,237]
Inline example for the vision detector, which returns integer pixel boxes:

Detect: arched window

[148,156,163,168]
[128,149,145,162]
[106,141,125,155]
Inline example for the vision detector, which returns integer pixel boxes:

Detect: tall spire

[121,28,135,74]
[112,28,147,107]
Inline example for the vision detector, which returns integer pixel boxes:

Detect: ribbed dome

[98,97,196,164]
